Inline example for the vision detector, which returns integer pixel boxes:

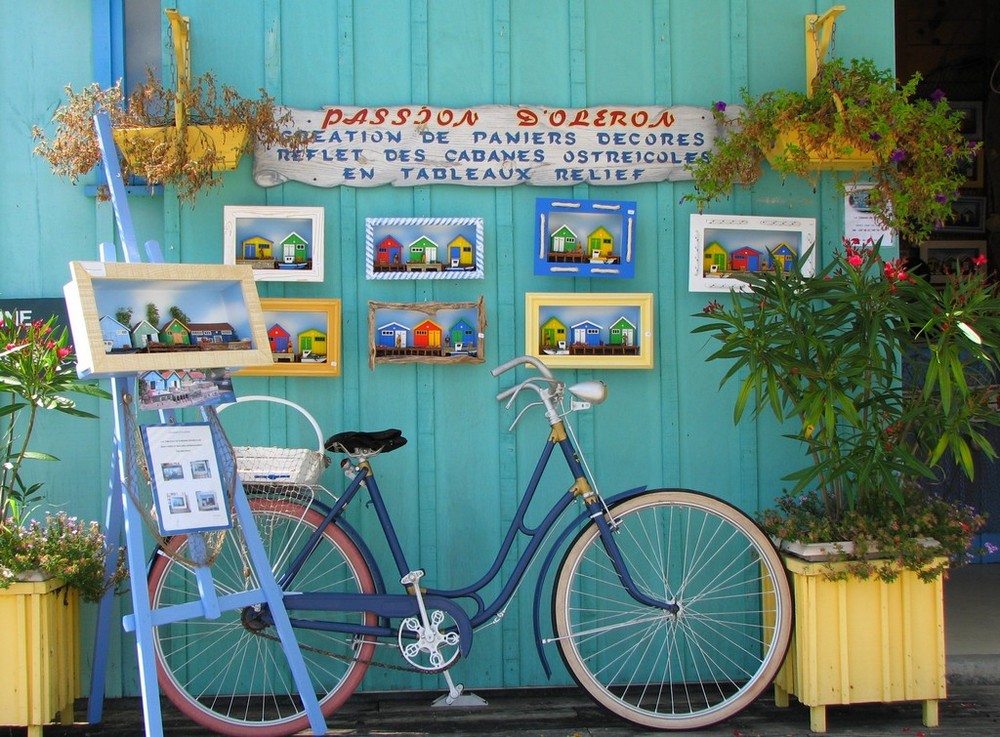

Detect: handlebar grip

[496,386,518,402]
[491,355,554,379]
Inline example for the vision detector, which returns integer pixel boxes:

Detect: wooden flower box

[0,578,80,736]
[773,554,947,733]
[112,123,249,172]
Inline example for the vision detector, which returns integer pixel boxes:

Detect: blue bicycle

[147,355,792,735]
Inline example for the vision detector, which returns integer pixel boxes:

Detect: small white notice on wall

[844,184,895,251]
[142,423,231,534]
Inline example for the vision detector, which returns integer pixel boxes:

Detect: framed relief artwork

[525,292,653,370]
[919,240,987,285]
[936,196,987,234]
[63,261,271,379]
[365,217,484,280]
[224,205,324,282]
[959,147,985,188]
[534,198,637,279]
[689,214,817,293]
[236,298,341,377]
[368,298,485,369]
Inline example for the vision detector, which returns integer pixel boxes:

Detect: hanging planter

[112,123,251,174]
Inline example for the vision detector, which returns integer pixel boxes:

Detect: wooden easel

[83,110,329,736]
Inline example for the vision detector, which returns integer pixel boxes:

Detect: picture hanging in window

[368,297,485,368]
[236,298,342,377]
[534,198,637,279]
[918,240,987,286]
[525,292,653,370]
[63,261,272,378]
[224,205,325,282]
[688,213,817,293]
[934,196,986,234]
[365,217,484,280]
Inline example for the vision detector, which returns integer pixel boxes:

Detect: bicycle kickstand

[399,570,488,708]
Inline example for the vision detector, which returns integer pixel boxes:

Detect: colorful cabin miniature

[571,320,604,346]
[130,319,159,349]
[587,226,614,259]
[267,323,292,353]
[703,241,729,274]
[608,316,637,346]
[159,318,191,345]
[188,322,239,345]
[408,236,438,264]
[540,316,568,349]
[298,328,327,356]
[376,236,404,266]
[448,317,477,349]
[730,246,765,272]
[770,242,796,273]
[99,315,131,352]
[447,235,474,268]
[413,318,443,348]
[549,225,579,253]
[241,235,273,260]
[280,232,309,264]
[376,321,410,348]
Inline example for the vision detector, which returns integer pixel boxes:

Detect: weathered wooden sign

[253,104,725,188]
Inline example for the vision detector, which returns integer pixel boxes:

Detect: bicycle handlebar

[491,355,554,380]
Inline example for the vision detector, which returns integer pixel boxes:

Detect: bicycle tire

[147,495,377,737]
[551,489,792,730]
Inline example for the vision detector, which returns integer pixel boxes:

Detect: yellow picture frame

[236,298,342,377]
[63,261,272,379]
[525,292,654,370]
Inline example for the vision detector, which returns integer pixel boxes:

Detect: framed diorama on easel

[224,205,325,282]
[365,217,484,280]
[236,298,342,377]
[368,298,485,368]
[63,261,272,378]
[919,240,987,285]
[525,292,653,369]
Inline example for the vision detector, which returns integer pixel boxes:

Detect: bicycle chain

[253,629,455,674]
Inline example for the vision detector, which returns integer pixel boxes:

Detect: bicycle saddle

[325,428,407,454]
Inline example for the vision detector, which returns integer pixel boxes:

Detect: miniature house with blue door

[377,322,410,348]
[770,243,796,272]
[571,320,603,346]
[376,236,404,266]
[730,246,764,272]
[241,235,273,260]
[99,315,131,351]
[188,322,239,345]
[268,324,292,353]
[447,236,474,268]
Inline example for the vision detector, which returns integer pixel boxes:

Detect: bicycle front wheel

[552,489,792,730]
[148,495,377,737]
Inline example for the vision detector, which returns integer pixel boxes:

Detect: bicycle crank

[398,570,462,672]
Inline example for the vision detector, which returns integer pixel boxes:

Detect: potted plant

[683,57,978,243]
[693,239,999,730]
[0,315,122,734]
[31,70,311,203]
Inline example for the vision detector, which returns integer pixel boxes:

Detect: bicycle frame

[265,415,673,661]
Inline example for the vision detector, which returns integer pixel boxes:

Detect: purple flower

[890,149,906,162]
[945,145,954,157]
[935,193,948,203]
[930,88,945,104]
[869,132,882,142]
[714,101,727,113]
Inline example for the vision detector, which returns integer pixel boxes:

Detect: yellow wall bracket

[805,5,845,96]
[164,8,191,128]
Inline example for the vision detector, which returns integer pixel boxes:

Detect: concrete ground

[14,565,1000,737]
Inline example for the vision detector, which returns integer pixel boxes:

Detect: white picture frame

[224,205,325,282]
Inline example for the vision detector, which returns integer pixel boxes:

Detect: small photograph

[196,491,220,512]
[190,460,212,479]
[167,492,191,514]
[161,463,185,481]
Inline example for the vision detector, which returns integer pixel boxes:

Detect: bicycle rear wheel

[147,495,377,737]
[552,489,791,730]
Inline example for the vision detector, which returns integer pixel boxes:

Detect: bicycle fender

[531,485,647,678]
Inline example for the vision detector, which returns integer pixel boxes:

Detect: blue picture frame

[534,198,637,279]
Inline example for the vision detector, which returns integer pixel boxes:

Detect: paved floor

[12,565,1000,737]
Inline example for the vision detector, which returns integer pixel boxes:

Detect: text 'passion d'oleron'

[252,104,726,189]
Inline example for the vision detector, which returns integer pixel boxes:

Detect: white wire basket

[217,395,330,485]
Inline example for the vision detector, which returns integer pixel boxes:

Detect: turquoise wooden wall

[2,0,894,699]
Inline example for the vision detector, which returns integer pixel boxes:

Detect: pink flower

[847,252,863,268]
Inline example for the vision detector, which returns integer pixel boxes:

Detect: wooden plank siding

[2,0,896,697]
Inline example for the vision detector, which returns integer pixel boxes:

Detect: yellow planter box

[112,123,250,172]
[774,555,947,733]
[0,578,80,736]
[767,128,876,171]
